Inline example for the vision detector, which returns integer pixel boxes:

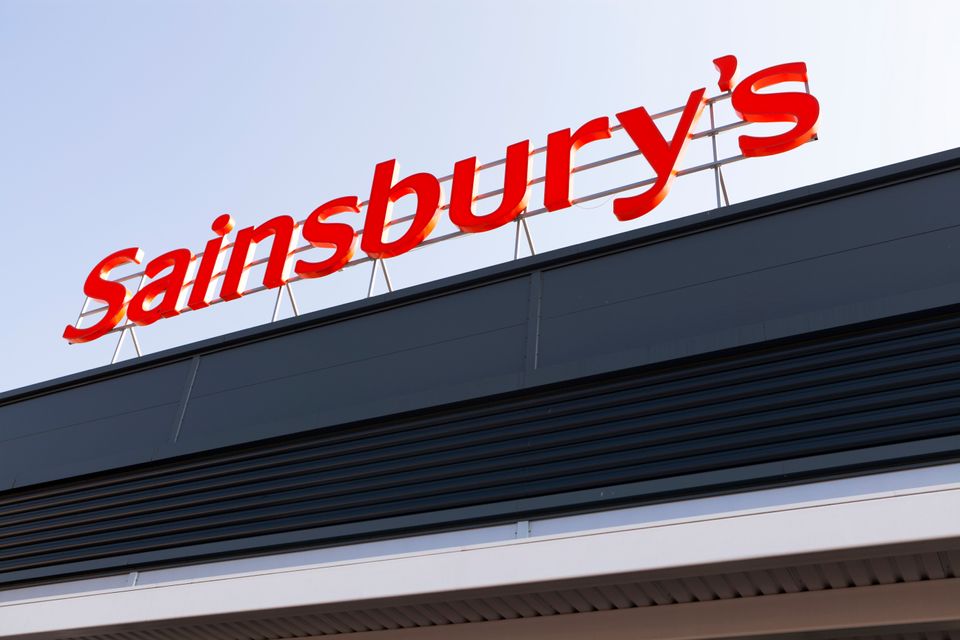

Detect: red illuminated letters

[126,249,193,326]
[713,55,738,92]
[361,160,443,259]
[295,196,360,279]
[65,54,821,344]
[187,214,235,311]
[544,117,612,211]
[730,61,819,157]
[613,88,707,221]
[63,248,143,343]
[220,215,298,301]
[449,140,532,233]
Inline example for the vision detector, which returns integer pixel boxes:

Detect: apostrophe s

[721,56,820,157]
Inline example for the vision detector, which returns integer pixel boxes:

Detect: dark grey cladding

[1,147,960,586]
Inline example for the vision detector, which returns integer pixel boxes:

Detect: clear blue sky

[2,0,958,392]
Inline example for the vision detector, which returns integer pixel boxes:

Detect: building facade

[1,148,960,639]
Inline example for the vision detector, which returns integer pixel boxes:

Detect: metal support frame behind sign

[73,87,816,363]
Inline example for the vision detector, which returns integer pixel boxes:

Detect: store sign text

[64,55,820,343]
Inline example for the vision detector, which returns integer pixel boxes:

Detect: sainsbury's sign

[64,55,819,344]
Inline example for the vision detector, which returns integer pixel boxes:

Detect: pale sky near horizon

[2,0,959,393]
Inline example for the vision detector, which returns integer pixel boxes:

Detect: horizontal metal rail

[82,95,739,293]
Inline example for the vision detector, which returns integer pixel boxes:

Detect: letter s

[63,247,144,343]
[295,196,360,279]
[731,62,819,158]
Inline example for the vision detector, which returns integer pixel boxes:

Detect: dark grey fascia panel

[1,306,959,587]
[1,147,960,489]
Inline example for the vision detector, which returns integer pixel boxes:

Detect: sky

[1,0,959,393]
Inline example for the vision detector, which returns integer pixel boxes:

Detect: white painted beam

[1,484,959,638]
